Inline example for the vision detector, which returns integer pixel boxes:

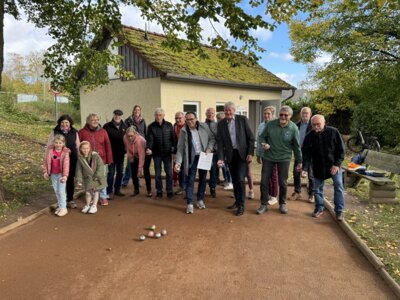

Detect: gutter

[163,73,293,91]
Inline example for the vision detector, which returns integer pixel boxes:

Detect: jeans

[107,157,124,194]
[153,154,173,194]
[219,164,232,183]
[208,153,218,189]
[228,150,247,207]
[66,157,77,202]
[293,162,315,195]
[185,155,207,204]
[51,173,67,209]
[314,169,345,214]
[99,165,108,199]
[122,161,131,186]
[260,159,290,205]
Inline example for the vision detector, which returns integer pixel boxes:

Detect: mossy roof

[120,26,293,90]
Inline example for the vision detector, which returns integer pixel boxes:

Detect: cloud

[268,52,294,61]
[275,72,306,86]
[250,28,273,42]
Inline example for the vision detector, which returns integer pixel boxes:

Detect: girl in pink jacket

[124,126,146,196]
[43,135,70,217]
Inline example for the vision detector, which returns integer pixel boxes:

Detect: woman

[78,113,113,205]
[256,106,279,205]
[123,105,152,197]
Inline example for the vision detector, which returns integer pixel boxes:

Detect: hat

[113,109,123,116]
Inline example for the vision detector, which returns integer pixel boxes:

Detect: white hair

[154,107,165,115]
[224,101,236,110]
[280,105,293,116]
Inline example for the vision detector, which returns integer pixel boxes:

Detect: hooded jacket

[75,152,107,191]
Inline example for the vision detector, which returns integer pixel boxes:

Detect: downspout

[281,88,296,104]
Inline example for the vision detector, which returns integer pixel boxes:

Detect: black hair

[185,111,197,118]
[57,114,74,127]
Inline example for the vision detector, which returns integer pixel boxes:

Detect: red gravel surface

[0,185,396,299]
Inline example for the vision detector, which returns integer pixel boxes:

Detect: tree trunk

[0,182,5,203]
[0,0,4,90]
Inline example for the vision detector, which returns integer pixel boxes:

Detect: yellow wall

[160,80,281,122]
[80,78,161,125]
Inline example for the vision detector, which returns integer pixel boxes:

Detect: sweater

[123,134,146,171]
[260,119,302,164]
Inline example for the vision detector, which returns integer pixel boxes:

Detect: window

[236,106,248,117]
[216,102,225,112]
[183,101,200,116]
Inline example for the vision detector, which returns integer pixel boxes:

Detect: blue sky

[4,4,310,87]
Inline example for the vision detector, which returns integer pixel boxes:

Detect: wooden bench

[343,150,400,203]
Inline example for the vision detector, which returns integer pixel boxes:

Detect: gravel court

[0,185,396,299]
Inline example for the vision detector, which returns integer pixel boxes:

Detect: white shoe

[247,190,254,199]
[57,208,68,217]
[268,197,278,205]
[223,183,233,190]
[197,200,206,209]
[88,205,98,214]
[81,205,91,213]
[186,204,194,214]
[54,207,61,215]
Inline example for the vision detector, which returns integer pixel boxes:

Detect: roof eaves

[163,73,296,91]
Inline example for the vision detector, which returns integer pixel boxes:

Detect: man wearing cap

[103,109,128,198]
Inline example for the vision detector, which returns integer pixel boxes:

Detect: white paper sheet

[197,152,213,170]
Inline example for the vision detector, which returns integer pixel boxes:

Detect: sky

[4,4,312,88]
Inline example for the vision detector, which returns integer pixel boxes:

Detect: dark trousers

[208,153,218,189]
[107,157,124,195]
[143,155,152,192]
[130,159,140,191]
[66,157,77,202]
[293,163,315,195]
[153,154,173,194]
[228,150,247,207]
[260,162,278,203]
[261,159,290,205]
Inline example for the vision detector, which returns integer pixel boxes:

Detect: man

[289,107,315,203]
[175,112,215,214]
[204,107,218,198]
[173,112,186,195]
[146,108,176,199]
[103,109,127,198]
[257,105,302,215]
[302,114,345,221]
[216,112,233,190]
[217,101,255,216]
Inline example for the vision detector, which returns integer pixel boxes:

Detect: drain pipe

[281,88,296,104]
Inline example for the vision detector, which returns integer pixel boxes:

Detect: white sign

[197,152,213,171]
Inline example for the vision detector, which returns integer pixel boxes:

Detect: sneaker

[336,212,344,222]
[197,200,206,209]
[312,209,324,218]
[279,204,288,214]
[57,208,68,217]
[289,192,301,201]
[67,201,77,209]
[88,205,98,214]
[268,197,278,205]
[175,187,184,195]
[81,205,91,213]
[308,195,315,203]
[210,188,216,198]
[54,207,61,215]
[186,204,194,214]
[256,205,268,215]
[223,183,234,191]
[247,190,254,199]
[100,198,109,206]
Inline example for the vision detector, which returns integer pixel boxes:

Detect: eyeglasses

[279,114,289,117]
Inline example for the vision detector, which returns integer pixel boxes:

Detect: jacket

[302,126,345,180]
[175,122,216,176]
[217,114,255,163]
[75,152,107,191]
[103,120,127,161]
[296,120,313,147]
[204,119,218,152]
[146,119,176,156]
[78,124,113,164]
[125,116,147,137]
[43,146,71,178]
[123,134,146,171]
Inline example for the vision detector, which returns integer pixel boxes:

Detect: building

[80,25,295,133]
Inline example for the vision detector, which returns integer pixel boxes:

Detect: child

[43,134,70,217]
[75,141,107,214]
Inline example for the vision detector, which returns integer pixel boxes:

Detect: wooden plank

[365,150,400,174]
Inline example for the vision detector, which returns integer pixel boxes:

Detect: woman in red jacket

[78,113,113,205]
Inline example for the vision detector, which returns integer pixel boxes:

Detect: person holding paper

[217,102,255,216]
[174,112,215,214]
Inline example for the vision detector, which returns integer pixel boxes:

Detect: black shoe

[227,203,238,209]
[156,192,163,199]
[235,206,244,216]
[114,191,125,196]
[210,188,216,198]
[336,212,344,222]
[279,204,288,214]
[167,192,174,199]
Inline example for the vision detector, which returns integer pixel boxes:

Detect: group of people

[43,101,345,221]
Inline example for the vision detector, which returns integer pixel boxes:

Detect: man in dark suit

[217,101,255,216]
[289,106,315,203]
